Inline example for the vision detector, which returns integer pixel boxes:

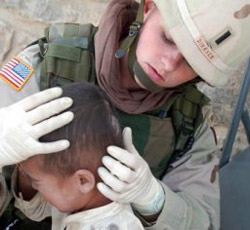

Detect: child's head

[19,82,123,213]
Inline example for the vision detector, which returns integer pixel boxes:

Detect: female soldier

[0,0,249,229]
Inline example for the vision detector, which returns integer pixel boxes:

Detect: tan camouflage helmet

[153,0,250,87]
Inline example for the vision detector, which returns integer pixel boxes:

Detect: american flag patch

[0,57,34,91]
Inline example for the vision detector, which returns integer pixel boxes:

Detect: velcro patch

[0,57,34,91]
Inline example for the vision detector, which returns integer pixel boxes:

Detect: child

[16,82,144,230]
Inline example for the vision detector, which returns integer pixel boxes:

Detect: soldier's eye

[162,32,175,45]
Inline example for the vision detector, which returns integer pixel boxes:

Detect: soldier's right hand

[0,87,74,168]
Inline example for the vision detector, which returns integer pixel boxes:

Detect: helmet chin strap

[133,61,164,93]
[115,0,164,93]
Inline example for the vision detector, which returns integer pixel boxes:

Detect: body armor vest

[37,22,209,178]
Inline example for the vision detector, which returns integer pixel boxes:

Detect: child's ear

[74,169,95,194]
[144,0,155,15]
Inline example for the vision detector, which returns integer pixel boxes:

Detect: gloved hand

[0,87,74,169]
[97,127,165,216]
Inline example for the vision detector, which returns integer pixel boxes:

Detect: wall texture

[0,0,249,154]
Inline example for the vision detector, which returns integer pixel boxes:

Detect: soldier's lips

[146,64,165,83]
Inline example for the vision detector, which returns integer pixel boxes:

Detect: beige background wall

[0,0,249,154]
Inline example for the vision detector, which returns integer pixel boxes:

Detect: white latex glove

[97,127,165,216]
[0,87,74,168]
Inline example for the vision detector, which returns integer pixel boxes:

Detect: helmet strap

[115,0,145,59]
[115,0,164,93]
[133,61,164,93]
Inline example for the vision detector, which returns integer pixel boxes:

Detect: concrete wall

[0,0,249,154]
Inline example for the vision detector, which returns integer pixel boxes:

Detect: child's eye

[31,182,39,190]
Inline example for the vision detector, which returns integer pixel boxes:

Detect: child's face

[19,157,87,213]
[135,6,197,88]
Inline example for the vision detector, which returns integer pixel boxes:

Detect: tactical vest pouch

[39,23,98,90]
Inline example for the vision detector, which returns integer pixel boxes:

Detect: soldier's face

[19,157,88,213]
[135,6,197,88]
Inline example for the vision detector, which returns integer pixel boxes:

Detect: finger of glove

[107,146,138,171]
[122,127,139,155]
[98,167,129,193]
[14,87,63,111]
[26,97,73,125]
[97,182,120,202]
[13,137,46,161]
[35,140,71,154]
[32,111,74,139]
[102,155,137,183]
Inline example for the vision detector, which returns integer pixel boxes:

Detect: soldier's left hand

[97,127,165,215]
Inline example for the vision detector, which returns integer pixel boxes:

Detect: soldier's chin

[134,75,146,90]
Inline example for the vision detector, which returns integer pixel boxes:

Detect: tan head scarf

[95,0,176,114]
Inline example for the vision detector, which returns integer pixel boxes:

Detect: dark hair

[38,83,123,178]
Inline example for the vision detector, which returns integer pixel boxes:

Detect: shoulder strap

[163,84,210,158]
[174,85,209,153]
[38,23,98,90]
